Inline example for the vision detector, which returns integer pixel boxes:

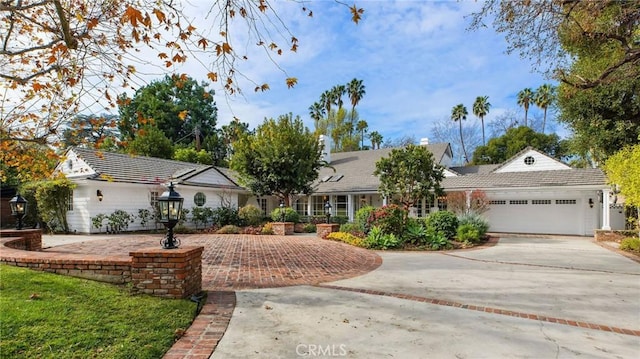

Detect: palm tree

[534,84,555,133]
[308,102,325,131]
[451,104,469,163]
[369,131,383,150]
[517,88,533,127]
[356,120,368,149]
[320,90,334,116]
[472,96,491,145]
[347,79,366,139]
[331,85,346,110]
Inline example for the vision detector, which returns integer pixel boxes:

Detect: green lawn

[0,264,197,358]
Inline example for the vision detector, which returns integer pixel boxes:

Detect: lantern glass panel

[159,200,169,222]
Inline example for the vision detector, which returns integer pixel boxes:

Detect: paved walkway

[42,234,640,358]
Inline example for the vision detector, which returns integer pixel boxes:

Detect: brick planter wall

[317,223,340,238]
[272,222,294,236]
[130,247,203,299]
[1,229,42,251]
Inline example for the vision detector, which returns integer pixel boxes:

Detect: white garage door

[485,198,583,235]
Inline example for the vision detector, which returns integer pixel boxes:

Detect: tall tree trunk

[459,120,468,163]
[542,108,547,133]
[481,116,486,145]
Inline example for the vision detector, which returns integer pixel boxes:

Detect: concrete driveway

[212,237,640,358]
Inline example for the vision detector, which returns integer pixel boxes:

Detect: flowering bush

[326,232,367,248]
[366,204,406,237]
[239,204,264,226]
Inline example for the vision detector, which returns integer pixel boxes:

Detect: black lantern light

[9,193,28,230]
[157,182,184,249]
[96,190,104,202]
[279,200,285,222]
[324,200,332,224]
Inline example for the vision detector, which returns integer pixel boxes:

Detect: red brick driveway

[45,233,382,290]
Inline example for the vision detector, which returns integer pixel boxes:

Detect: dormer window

[524,156,535,166]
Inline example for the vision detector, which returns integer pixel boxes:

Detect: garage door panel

[485,198,581,235]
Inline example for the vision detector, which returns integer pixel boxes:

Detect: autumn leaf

[350,6,364,24]
[87,18,99,30]
[286,77,298,88]
[32,82,45,92]
[123,6,144,27]
[158,52,168,59]
[207,72,218,82]
[198,38,208,50]
[152,8,166,23]
[178,110,188,120]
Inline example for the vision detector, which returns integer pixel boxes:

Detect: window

[489,200,506,205]
[67,191,74,211]
[294,197,309,216]
[150,191,159,209]
[556,199,577,205]
[194,192,206,207]
[335,195,348,217]
[532,199,551,205]
[258,198,267,215]
[312,196,326,216]
[524,156,535,166]
[509,200,528,205]
[437,196,447,211]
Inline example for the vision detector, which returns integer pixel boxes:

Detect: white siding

[495,149,570,173]
[56,150,96,179]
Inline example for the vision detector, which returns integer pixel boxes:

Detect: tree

[517,88,533,127]
[118,75,218,144]
[471,126,567,165]
[127,126,174,159]
[451,104,469,163]
[369,131,383,150]
[61,114,119,149]
[472,96,491,145]
[22,178,76,233]
[1,1,362,181]
[533,84,555,133]
[382,135,417,149]
[230,113,323,206]
[347,78,366,138]
[356,120,369,149]
[604,145,640,236]
[173,148,214,165]
[374,144,444,213]
[430,116,483,165]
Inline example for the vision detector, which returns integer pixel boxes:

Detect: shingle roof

[449,164,500,175]
[315,143,451,194]
[68,148,242,190]
[442,168,606,190]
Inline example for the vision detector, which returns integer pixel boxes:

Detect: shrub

[91,214,107,233]
[457,213,490,238]
[620,237,640,253]
[366,226,401,250]
[270,207,300,223]
[456,224,480,243]
[326,232,367,248]
[261,222,274,235]
[403,218,427,245]
[340,222,365,236]
[425,227,452,250]
[424,211,458,239]
[107,210,135,233]
[239,204,264,226]
[212,207,241,227]
[216,225,240,234]
[302,223,316,233]
[367,204,406,237]
[355,206,376,232]
[174,225,196,234]
[191,207,214,229]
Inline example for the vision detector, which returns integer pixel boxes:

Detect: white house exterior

[55,148,244,234]
[55,144,622,236]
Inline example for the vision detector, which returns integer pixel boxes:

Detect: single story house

[56,139,622,235]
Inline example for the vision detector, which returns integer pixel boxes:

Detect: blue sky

[144,1,562,148]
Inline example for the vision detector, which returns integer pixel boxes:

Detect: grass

[0,264,197,359]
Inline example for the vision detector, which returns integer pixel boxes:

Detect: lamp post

[279,200,285,222]
[157,182,184,249]
[324,200,332,224]
[9,193,28,230]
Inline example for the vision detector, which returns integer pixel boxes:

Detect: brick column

[316,223,340,238]
[0,229,42,251]
[130,246,203,299]
[272,222,294,235]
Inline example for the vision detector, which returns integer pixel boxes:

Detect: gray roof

[442,168,607,190]
[315,143,451,194]
[68,147,243,190]
[449,164,500,175]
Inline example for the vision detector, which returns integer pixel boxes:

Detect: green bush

[403,218,427,245]
[191,207,214,229]
[355,205,376,232]
[425,227,452,250]
[216,225,240,234]
[367,204,406,237]
[270,207,300,223]
[261,222,274,235]
[457,213,489,237]
[365,226,401,250]
[425,211,458,239]
[340,222,365,236]
[620,237,640,253]
[212,207,241,227]
[456,223,481,243]
[239,204,264,226]
[302,223,316,233]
